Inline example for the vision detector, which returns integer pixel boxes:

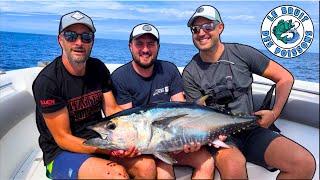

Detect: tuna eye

[106,122,116,130]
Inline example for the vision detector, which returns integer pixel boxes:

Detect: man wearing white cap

[111,23,215,179]
[33,10,134,179]
[183,5,315,179]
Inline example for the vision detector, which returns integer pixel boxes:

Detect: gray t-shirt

[182,43,270,114]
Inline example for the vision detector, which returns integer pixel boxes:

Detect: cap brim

[132,32,158,40]
[187,15,217,27]
[60,22,96,33]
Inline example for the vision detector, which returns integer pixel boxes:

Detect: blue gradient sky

[0,0,319,52]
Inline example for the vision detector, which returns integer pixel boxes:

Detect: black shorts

[207,127,280,171]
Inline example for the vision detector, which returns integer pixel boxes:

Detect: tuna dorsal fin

[195,95,209,106]
[152,114,188,128]
[154,152,177,165]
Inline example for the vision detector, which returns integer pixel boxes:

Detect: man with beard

[32,11,138,179]
[182,5,316,179]
[111,23,215,179]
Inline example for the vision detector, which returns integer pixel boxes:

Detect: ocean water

[0,31,318,83]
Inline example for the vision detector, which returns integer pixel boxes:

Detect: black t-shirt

[32,56,112,165]
[111,60,183,107]
[182,43,270,114]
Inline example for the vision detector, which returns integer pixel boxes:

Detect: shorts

[46,151,92,179]
[207,127,280,171]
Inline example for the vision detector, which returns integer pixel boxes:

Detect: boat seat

[0,90,35,138]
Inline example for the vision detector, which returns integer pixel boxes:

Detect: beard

[66,46,91,65]
[132,51,158,69]
[193,36,219,52]
[133,58,156,69]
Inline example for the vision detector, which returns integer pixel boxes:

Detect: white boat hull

[0,64,318,180]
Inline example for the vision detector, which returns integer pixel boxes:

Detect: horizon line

[1,30,319,54]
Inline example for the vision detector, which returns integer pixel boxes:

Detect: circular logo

[142,24,152,31]
[261,5,314,58]
[197,7,204,13]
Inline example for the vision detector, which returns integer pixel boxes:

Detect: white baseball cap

[129,23,159,42]
[59,10,96,33]
[187,5,223,27]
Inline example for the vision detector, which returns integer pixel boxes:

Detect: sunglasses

[62,31,94,43]
[190,22,218,34]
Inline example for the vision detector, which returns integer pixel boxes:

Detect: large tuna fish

[84,100,259,164]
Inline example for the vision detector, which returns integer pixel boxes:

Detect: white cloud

[129,7,194,19]
[0,1,125,15]
[0,1,195,21]
[226,15,256,21]
[2,13,32,17]
[157,25,190,36]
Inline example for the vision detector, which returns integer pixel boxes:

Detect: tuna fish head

[86,117,139,150]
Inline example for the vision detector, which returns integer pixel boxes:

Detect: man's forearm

[272,77,294,118]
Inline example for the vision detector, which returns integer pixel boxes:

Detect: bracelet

[271,110,277,120]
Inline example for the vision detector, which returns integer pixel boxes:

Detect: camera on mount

[205,85,235,106]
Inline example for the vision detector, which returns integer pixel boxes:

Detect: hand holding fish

[172,141,201,154]
[110,146,140,158]
[254,110,277,128]
[208,135,228,148]
[183,142,201,153]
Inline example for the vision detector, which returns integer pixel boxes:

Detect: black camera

[205,85,235,106]
[214,90,235,105]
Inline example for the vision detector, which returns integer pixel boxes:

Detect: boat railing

[0,65,318,180]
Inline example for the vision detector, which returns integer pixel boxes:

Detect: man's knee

[193,152,214,172]
[218,156,245,169]
[291,150,316,176]
[215,151,246,177]
[302,154,316,177]
[79,158,129,179]
[104,164,129,179]
[181,149,215,178]
[133,156,157,178]
[216,150,246,169]
[195,155,215,177]
[156,161,174,179]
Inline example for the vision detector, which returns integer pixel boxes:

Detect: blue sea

[0,31,318,83]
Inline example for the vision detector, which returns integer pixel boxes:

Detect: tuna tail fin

[259,84,281,133]
[195,95,209,106]
[259,84,275,110]
[154,152,177,165]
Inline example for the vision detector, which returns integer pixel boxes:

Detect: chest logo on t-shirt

[68,90,102,122]
[40,99,56,107]
[153,86,169,96]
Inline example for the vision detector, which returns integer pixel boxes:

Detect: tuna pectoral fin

[154,152,177,165]
[211,139,230,148]
[152,114,188,127]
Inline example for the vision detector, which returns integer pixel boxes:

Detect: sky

[0,0,319,52]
